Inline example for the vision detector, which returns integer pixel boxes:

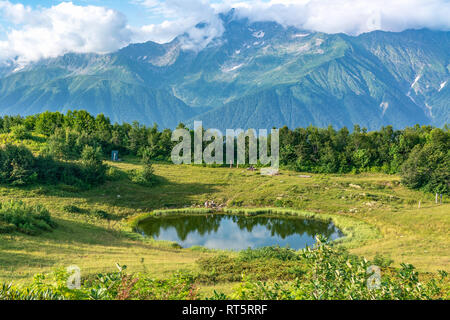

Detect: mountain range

[0,10,448,130]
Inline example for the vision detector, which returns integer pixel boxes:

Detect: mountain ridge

[0,13,448,130]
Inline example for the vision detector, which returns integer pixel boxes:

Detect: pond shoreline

[129,207,381,249]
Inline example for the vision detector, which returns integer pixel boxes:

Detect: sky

[0,0,449,65]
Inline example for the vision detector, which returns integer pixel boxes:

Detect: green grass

[0,158,448,291]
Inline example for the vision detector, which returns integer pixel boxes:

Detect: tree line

[0,111,448,194]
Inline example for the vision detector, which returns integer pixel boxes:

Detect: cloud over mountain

[0,0,449,64]
[139,0,450,38]
[228,0,450,35]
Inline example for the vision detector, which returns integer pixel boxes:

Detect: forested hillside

[1,111,448,194]
[0,13,448,130]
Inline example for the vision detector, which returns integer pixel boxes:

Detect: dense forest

[0,110,448,194]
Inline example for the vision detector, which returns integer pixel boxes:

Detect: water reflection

[137,215,343,250]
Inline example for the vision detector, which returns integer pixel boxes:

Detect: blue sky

[1,0,157,26]
[0,0,246,26]
[0,0,449,64]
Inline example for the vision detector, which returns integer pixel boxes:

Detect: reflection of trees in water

[140,215,224,241]
[231,216,339,239]
[139,215,341,241]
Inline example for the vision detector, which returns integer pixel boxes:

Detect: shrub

[230,237,448,300]
[196,254,306,284]
[140,147,153,166]
[0,144,37,185]
[238,246,301,262]
[106,166,125,181]
[130,164,156,186]
[63,205,111,220]
[0,264,200,300]
[42,128,75,160]
[93,210,111,220]
[0,221,16,234]
[63,205,88,214]
[10,125,32,140]
[401,129,450,195]
[0,144,107,189]
[0,201,56,235]
[81,145,107,185]
[34,155,86,187]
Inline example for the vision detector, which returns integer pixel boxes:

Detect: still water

[137,214,343,250]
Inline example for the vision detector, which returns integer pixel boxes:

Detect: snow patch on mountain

[222,63,244,73]
[425,103,433,117]
[292,33,310,38]
[12,65,25,73]
[411,75,421,88]
[380,102,389,116]
[252,31,265,38]
[406,91,416,103]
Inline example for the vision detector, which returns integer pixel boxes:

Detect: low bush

[0,264,200,300]
[238,246,301,262]
[0,201,56,235]
[93,210,111,220]
[106,166,126,181]
[63,205,111,220]
[0,241,447,300]
[0,144,37,185]
[63,205,88,214]
[0,221,16,234]
[0,144,108,189]
[80,146,107,186]
[196,254,306,284]
[129,164,157,187]
[10,125,32,140]
[228,237,448,300]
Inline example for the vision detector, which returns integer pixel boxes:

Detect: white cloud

[223,0,450,35]
[135,0,450,48]
[136,0,225,50]
[0,1,134,64]
[0,0,449,65]
[0,1,33,24]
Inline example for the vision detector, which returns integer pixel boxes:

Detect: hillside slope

[0,12,448,129]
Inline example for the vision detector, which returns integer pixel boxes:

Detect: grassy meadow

[0,156,448,296]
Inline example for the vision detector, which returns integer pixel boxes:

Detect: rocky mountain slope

[0,11,448,130]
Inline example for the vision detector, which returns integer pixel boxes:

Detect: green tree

[10,125,31,140]
[81,145,107,185]
[401,129,450,194]
[0,144,36,185]
[35,111,64,136]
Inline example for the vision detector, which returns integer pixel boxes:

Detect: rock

[365,201,377,207]
[204,200,219,209]
[261,168,279,176]
[349,184,362,189]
